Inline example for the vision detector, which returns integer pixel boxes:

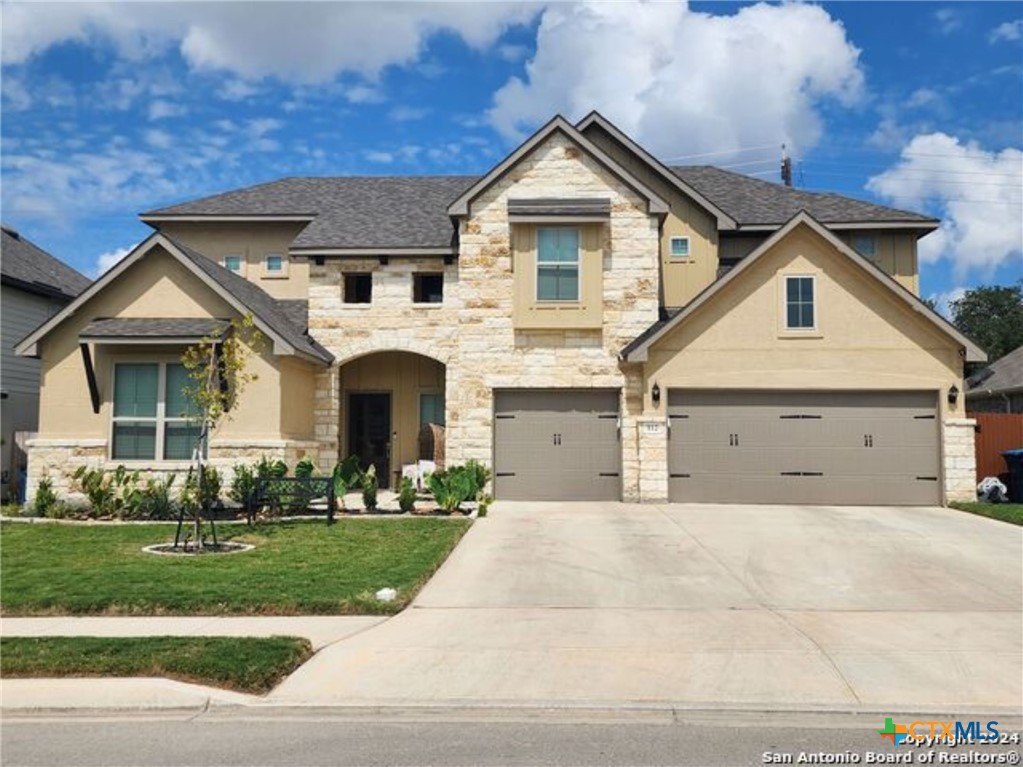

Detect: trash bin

[1002,449,1023,503]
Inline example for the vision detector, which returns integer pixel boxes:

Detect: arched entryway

[339,351,446,489]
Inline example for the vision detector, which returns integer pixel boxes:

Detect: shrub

[32,477,58,517]
[137,476,177,520]
[426,466,475,514]
[294,458,316,478]
[463,459,492,500]
[229,463,259,522]
[179,466,222,517]
[361,465,378,511]
[71,465,140,518]
[331,455,362,510]
[398,477,417,513]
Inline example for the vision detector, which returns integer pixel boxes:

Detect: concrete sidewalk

[1,616,386,651]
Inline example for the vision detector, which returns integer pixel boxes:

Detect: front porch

[337,351,446,489]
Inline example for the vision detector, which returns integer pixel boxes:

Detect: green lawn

[949,501,1023,526]
[0,519,470,615]
[0,636,311,694]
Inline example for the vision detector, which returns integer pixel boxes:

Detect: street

[3,713,1021,767]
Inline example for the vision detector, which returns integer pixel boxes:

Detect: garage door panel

[668,390,940,505]
[494,389,621,501]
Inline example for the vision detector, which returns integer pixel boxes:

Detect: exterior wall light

[652,382,661,407]
[948,384,959,407]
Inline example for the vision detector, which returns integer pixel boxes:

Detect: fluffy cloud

[94,243,137,277]
[867,133,1023,278]
[2,2,541,81]
[989,20,1022,43]
[488,2,864,158]
[148,99,187,120]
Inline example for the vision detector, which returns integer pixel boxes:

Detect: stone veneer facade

[942,418,978,503]
[307,133,660,500]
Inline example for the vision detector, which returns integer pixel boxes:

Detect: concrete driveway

[270,503,1022,711]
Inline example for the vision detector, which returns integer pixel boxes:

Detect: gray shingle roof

[670,167,937,226]
[80,318,230,340]
[968,345,1023,395]
[144,176,477,251]
[1,225,91,299]
[164,235,334,364]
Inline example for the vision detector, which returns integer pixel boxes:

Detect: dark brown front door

[347,393,391,488]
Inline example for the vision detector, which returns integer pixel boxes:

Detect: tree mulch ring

[142,542,254,556]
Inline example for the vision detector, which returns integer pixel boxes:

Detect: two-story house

[16,113,983,506]
[2,224,91,501]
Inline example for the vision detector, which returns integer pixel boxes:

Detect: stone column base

[943,418,977,504]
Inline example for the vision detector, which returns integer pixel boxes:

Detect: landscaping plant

[398,477,417,513]
[229,463,259,523]
[331,455,362,511]
[31,476,58,518]
[137,476,177,520]
[426,466,475,513]
[294,457,316,478]
[362,465,379,511]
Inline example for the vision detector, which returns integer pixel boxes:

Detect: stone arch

[331,337,453,368]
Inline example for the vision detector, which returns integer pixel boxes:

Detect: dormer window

[266,255,284,272]
[223,255,243,274]
[263,254,287,278]
[852,235,877,259]
[669,236,691,259]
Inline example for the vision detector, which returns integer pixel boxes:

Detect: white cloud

[488,2,864,159]
[345,85,385,104]
[147,99,187,120]
[1,2,541,81]
[989,20,1023,43]
[94,244,137,277]
[934,8,963,35]
[144,129,174,149]
[365,150,393,164]
[867,133,1023,279]
[389,106,429,122]
[929,287,967,320]
[218,79,261,101]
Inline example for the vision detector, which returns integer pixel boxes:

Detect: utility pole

[781,144,793,187]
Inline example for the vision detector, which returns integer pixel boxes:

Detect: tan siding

[155,221,310,300]
[837,231,919,295]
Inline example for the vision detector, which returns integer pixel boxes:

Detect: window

[265,255,284,272]
[223,255,243,273]
[669,236,691,258]
[785,276,815,330]
[536,228,579,302]
[852,235,877,259]
[112,363,201,461]
[344,273,372,304]
[413,273,444,304]
[420,392,445,426]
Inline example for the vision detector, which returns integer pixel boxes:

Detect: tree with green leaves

[949,282,1023,366]
[175,315,263,549]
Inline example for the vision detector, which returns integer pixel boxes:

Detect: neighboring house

[967,345,1023,413]
[1,225,91,501]
[16,113,985,507]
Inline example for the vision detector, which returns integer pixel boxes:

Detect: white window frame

[262,253,288,278]
[110,361,202,463]
[783,274,817,332]
[852,235,877,259]
[222,254,245,276]
[669,235,691,259]
[536,227,581,303]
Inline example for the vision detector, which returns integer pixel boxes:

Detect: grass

[949,501,1023,526]
[0,636,312,694]
[0,518,470,615]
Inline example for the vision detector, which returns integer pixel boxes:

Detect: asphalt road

[3,714,1021,767]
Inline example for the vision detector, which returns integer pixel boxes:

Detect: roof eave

[141,214,317,223]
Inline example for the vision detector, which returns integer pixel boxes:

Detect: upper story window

[852,235,877,259]
[413,273,444,304]
[344,273,372,304]
[420,392,445,426]
[536,227,580,302]
[112,363,201,462]
[223,255,244,274]
[265,254,285,274]
[784,276,816,330]
[669,236,691,259]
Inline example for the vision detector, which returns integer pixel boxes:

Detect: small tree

[175,315,263,548]
[949,282,1023,370]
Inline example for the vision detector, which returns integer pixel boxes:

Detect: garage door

[494,389,621,501]
[668,390,940,505]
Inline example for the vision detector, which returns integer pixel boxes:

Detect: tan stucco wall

[155,221,310,300]
[338,351,445,479]
[279,357,318,439]
[583,125,719,308]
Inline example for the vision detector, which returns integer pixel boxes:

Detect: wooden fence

[968,412,1023,482]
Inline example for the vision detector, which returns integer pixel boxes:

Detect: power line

[661,143,779,162]
[796,158,1022,180]
[795,169,1023,189]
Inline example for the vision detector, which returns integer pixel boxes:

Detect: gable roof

[142,176,475,253]
[16,234,333,365]
[967,344,1023,396]
[621,210,985,363]
[446,115,669,217]
[670,166,938,229]
[1,224,91,300]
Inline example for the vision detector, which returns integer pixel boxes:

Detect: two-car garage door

[494,389,621,501]
[667,390,941,505]
[666,392,937,507]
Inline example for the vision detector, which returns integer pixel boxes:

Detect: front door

[347,393,391,488]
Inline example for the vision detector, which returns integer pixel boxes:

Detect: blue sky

[2,1,1021,312]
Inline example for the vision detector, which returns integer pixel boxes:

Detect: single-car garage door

[494,389,621,501]
[668,390,940,505]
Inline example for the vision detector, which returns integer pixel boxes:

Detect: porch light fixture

[651,382,661,407]
[947,384,959,407]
